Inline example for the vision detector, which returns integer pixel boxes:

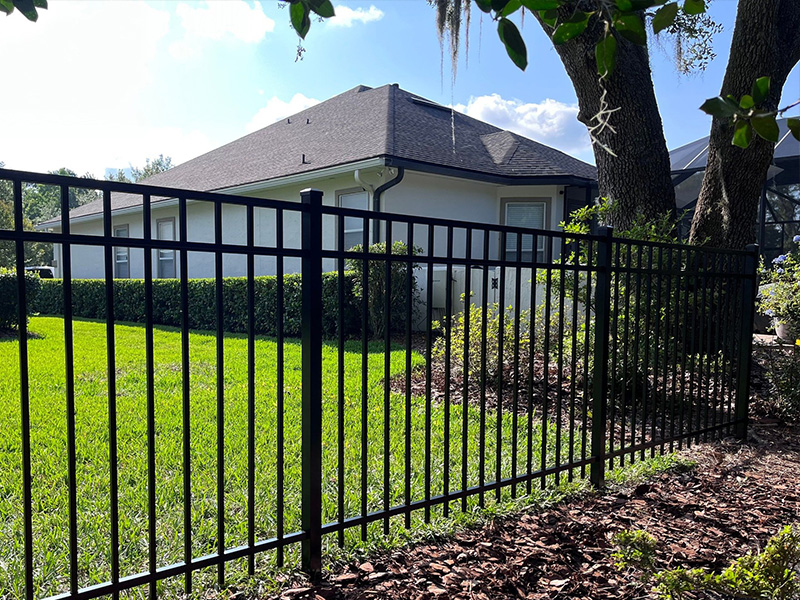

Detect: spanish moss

[432,0,473,83]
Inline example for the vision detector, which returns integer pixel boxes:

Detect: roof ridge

[504,139,521,164]
[386,84,396,155]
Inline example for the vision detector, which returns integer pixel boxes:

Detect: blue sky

[0,0,797,177]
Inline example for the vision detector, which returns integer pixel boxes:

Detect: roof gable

[481,131,520,165]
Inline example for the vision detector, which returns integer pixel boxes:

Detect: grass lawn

[0,317,579,598]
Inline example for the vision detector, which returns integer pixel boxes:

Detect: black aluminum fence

[0,168,757,599]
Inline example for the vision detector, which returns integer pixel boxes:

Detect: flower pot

[774,319,800,343]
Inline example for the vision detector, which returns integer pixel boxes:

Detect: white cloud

[454,94,592,159]
[0,1,215,176]
[0,1,169,93]
[327,5,384,27]
[245,93,321,133]
[169,1,275,59]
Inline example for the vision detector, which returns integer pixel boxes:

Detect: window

[113,224,130,279]
[156,218,176,278]
[338,190,369,250]
[505,202,547,262]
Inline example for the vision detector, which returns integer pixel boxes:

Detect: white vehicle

[25,266,55,279]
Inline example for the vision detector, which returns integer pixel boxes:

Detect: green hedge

[346,241,420,337]
[0,269,41,330]
[33,273,363,338]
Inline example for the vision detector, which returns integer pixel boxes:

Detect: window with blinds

[505,201,547,262]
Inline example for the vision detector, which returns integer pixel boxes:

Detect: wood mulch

[272,424,800,600]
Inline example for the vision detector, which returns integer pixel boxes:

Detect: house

[42,83,596,308]
[670,117,800,261]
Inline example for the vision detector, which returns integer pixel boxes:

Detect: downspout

[369,166,405,244]
[354,169,375,199]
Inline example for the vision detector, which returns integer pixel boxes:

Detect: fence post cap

[300,188,323,206]
[598,225,614,237]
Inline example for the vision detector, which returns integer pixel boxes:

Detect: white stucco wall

[373,172,566,325]
[50,168,567,292]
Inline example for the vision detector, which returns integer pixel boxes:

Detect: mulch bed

[273,424,800,600]
[389,353,584,414]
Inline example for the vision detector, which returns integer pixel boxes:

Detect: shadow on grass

[0,327,43,342]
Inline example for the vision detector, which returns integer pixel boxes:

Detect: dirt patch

[271,424,800,600]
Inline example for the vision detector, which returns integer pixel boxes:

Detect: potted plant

[759,235,800,342]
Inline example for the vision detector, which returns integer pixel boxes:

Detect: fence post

[301,188,324,576]
[734,243,759,440]
[590,226,613,488]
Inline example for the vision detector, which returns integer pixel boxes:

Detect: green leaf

[751,113,780,142]
[491,0,511,12]
[616,0,633,10]
[788,118,800,142]
[751,76,770,105]
[683,0,705,15]
[0,0,13,14]
[595,34,618,78]
[732,120,752,148]
[501,0,522,17]
[539,8,558,27]
[32,0,46,6]
[290,1,311,39]
[699,96,738,118]
[739,95,754,110]
[497,17,527,70]
[652,2,679,34]
[519,0,561,9]
[631,0,666,9]
[552,11,590,45]
[475,0,493,13]
[306,0,334,18]
[12,0,38,20]
[614,13,647,45]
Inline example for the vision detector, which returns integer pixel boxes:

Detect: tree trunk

[689,0,800,249]
[538,6,676,230]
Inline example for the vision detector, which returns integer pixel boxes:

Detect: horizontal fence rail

[0,168,758,599]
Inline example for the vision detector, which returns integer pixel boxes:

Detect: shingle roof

[61,84,596,221]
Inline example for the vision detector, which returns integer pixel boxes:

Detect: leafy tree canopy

[0,161,53,267]
[106,154,173,184]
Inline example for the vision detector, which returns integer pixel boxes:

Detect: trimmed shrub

[0,268,41,330]
[33,272,363,338]
[432,297,587,394]
[345,241,421,338]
